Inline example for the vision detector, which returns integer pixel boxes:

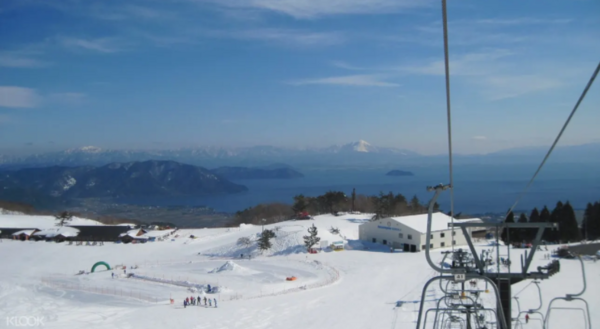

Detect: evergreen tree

[55,211,73,227]
[303,224,321,250]
[257,229,276,251]
[292,194,308,213]
[548,201,564,242]
[500,211,515,245]
[351,188,356,212]
[516,213,527,242]
[591,202,600,240]
[410,195,421,212]
[558,201,581,242]
[540,206,552,242]
[581,203,592,240]
[582,202,600,241]
[527,208,541,242]
[371,192,389,220]
[322,191,347,214]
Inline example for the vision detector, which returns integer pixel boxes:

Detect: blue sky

[0,0,599,156]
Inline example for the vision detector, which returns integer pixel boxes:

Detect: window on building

[421,245,426,250]
[399,233,403,239]
[430,234,434,239]
[453,231,456,236]
[383,239,387,245]
[441,242,445,247]
[453,240,456,245]
[372,238,376,243]
[430,244,433,248]
[408,234,412,240]
[441,233,445,238]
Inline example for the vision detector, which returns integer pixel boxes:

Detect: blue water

[118,163,600,214]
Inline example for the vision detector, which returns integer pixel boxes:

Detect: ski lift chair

[544,256,591,329]
[514,281,546,328]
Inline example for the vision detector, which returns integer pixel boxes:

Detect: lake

[117,162,600,215]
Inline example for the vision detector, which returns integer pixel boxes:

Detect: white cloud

[0,86,40,108]
[205,0,431,19]
[0,53,48,68]
[211,28,344,47]
[58,37,125,53]
[399,49,514,76]
[331,61,369,71]
[482,75,563,100]
[48,92,87,105]
[91,5,177,21]
[288,74,400,87]
[472,18,572,26]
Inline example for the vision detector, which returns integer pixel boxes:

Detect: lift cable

[441,0,456,249]
[505,61,600,218]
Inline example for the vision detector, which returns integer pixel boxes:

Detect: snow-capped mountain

[0,141,421,169]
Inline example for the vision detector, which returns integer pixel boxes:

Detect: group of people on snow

[184,296,217,308]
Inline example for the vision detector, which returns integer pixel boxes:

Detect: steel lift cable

[505,61,600,218]
[441,0,456,251]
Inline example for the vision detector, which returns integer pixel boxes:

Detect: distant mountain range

[385,170,414,177]
[0,161,248,207]
[0,140,598,170]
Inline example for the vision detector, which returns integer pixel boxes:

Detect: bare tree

[55,211,73,227]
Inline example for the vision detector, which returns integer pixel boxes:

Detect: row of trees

[229,189,432,226]
[292,189,432,219]
[501,200,591,244]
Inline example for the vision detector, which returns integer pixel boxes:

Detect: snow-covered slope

[0,212,597,329]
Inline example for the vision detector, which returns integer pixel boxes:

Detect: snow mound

[208,261,258,275]
[211,261,240,273]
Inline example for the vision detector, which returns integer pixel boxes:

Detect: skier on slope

[525,314,530,324]
[214,298,217,308]
[208,299,212,307]
[197,296,201,305]
[204,297,207,305]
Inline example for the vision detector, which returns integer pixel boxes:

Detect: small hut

[331,241,345,251]
[12,229,39,241]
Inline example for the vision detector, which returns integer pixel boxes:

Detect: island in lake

[385,170,414,177]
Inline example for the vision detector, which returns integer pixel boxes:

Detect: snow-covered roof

[119,229,174,239]
[332,241,345,246]
[33,227,80,238]
[12,229,36,236]
[387,213,480,234]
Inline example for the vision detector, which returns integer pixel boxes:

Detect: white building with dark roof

[358,212,480,252]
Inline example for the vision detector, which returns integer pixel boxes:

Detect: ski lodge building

[358,212,481,252]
